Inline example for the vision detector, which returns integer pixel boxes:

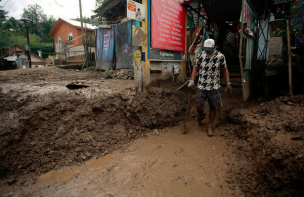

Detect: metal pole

[239,0,245,101]
[264,9,271,63]
[286,20,293,96]
[79,0,86,69]
[26,26,32,68]
[79,0,85,47]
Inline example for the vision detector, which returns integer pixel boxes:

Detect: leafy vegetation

[0,4,56,57]
[274,1,304,37]
[87,66,104,72]
[104,70,113,79]
[95,0,107,9]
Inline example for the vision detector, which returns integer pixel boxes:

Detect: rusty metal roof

[92,0,143,20]
[92,0,126,20]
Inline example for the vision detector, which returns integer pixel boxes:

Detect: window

[68,33,73,41]
[58,36,62,43]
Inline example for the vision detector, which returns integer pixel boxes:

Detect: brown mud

[223,95,304,197]
[0,66,303,196]
[2,123,242,197]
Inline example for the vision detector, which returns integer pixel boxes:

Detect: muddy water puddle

[13,122,236,197]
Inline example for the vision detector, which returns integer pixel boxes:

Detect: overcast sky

[0,0,96,20]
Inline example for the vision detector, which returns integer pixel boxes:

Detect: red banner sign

[152,0,186,52]
[128,2,136,12]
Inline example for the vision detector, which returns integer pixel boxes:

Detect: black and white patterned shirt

[195,51,227,90]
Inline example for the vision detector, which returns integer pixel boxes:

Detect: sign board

[134,50,142,68]
[132,25,145,46]
[127,0,146,22]
[200,7,206,15]
[240,0,257,32]
[150,49,183,61]
[151,0,186,52]
[187,15,194,28]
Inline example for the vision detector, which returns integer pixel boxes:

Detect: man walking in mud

[188,39,232,137]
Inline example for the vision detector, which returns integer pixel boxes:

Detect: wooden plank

[286,20,293,96]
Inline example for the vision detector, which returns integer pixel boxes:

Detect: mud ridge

[0,86,188,181]
[225,95,304,197]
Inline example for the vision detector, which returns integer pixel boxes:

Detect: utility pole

[20,19,32,68]
[79,0,87,69]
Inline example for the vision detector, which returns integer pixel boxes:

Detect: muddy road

[0,66,303,197]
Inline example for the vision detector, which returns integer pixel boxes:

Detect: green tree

[21,3,55,43]
[40,15,56,42]
[0,6,8,28]
[4,17,22,31]
[95,0,106,9]
[1,4,55,56]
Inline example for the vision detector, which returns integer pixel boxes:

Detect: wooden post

[286,20,293,96]
[180,4,188,83]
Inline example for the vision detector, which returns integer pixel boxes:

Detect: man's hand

[188,80,194,88]
[225,83,233,93]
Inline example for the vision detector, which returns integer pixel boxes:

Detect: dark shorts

[196,88,222,108]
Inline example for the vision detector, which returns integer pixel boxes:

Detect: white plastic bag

[173,65,180,75]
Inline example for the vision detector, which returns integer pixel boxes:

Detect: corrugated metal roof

[4,56,17,61]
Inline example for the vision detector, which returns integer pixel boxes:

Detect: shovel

[180,89,192,134]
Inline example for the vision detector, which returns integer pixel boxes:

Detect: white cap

[203,39,215,52]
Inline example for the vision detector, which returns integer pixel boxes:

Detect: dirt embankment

[0,84,188,181]
[225,95,304,197]
[2,67,304,196]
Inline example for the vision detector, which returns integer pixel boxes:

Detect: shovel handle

[175,81,189,92]
[184,89,192,123]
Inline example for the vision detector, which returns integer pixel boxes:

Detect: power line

[9,0,40,12]
[9,0,77,13]
[2,0,11,9]
[7,0,17,11]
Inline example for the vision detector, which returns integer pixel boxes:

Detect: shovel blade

[180,123,187,134]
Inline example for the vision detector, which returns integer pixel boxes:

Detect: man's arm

[190,66,199,81]
[222,67,230,84]
[222,67,232,93]
[188,66,199,88]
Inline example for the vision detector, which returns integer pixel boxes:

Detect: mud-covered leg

[196,90,206,125]
[209,107,216,126]
[196,107,206,125]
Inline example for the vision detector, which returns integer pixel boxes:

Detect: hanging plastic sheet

[113,21,140,69]
[95,28,114,70]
